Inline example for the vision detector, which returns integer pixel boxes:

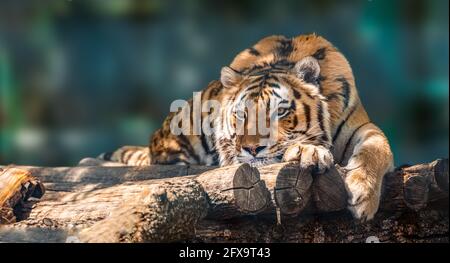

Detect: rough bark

[0,158,447,243]
[0,162,272,242]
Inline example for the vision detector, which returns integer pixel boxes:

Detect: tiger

[101,34,394,221]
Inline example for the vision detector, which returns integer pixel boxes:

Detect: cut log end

[197,163,272,219]
[274,164,313,215]
[0,168,45,224]
[402,158,449,211]
[434,158,449,194]
[312,166,348,212]
[232,163,271,213]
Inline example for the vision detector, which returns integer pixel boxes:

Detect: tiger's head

[214,56,330,166]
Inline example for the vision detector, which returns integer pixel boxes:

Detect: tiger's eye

[277,107,289,117]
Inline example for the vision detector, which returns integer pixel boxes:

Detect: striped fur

[102,34,394,221]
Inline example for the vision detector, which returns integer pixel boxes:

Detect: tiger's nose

[242,145,266,157]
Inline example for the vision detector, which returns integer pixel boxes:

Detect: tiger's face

[216,56,331,166]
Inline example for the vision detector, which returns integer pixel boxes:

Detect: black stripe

[267,82,280,89]
[303,103,311,131]
[209,82,222,97]
[123,150,132,163]
[120,149,127,163]
[290,100,296,111]
[260,74,269,87]
[293,89,301,99]
[304,90,314,99]
[336,76,351,109]
[248,47,260,56]
[164,157,188,165]
[332,104,358,143]
[270,75,280,82]
[283,76,314,99]
[246,84,260,91]
[317,75,326,94]
[211,154,219,165]
[312,47,326,60]
[164,149,183,156]
[274,59,295,68]
[248,91,259,98]
[272,91,282,99]
[292,129,306,135]
[250,69,286,76]
[317,101,327,140]
[200,133,213,154]
[250,75,265,83]
[339,122,371,164]
[326,93,341,101]
[277,38,294,57]
[103,151,113,161]
[244,65,264,75]
[178,134,201,163]
[243,59,294,76]
[249,69,270,76]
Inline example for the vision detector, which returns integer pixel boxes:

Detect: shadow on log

[0,158,448,242]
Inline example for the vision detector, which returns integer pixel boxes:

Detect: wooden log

[77,163,270,242]
[380,158,449,212]
[0,163,272,242]
[258,163,313,216]
[192,207,448,243]
[2,159,448,217]
[0,158,447,242]
[190,159,449,243]
[0,167,45,224]
[195,164,271,218]
[0,164,215,189]
[78,178,209,242]
[259,158,449,216]
[311,165,348,212]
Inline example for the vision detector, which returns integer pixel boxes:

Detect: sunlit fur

[103,34,394,221]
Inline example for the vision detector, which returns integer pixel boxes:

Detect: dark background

[0,0,448,166]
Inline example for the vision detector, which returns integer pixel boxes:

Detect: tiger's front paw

[344,168,381,221]
[282,144,334,174]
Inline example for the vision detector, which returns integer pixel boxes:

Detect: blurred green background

[0,0,448,166]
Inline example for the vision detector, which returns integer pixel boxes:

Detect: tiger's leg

[100,134,200,166]
[100,145,150,166]
[147,125,206,165]
[341,123,394,220]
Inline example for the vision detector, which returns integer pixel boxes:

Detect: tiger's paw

[344,167,381,221]
[282,144,334,174]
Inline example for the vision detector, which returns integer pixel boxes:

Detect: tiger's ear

[293,56,320,85]
[220,66,242,88]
